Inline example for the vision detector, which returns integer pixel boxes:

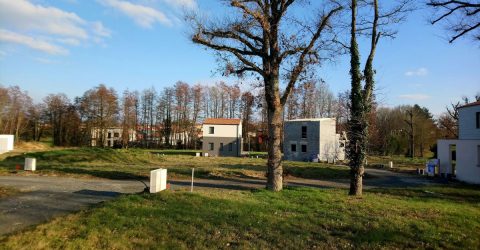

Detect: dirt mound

[15,141,51,151]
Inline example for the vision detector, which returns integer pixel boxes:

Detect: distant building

[283,118,346,162]
[91,127,136,147]
[0,135,14,154]
[202,118,242,157]
[438,101,480,184]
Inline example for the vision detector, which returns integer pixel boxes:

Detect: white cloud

[398,94,431,100]
[405,67,428,77]
[0,29,68,55]
[99,0,171,28]
[162,0,196,9]
[0,0,110,55]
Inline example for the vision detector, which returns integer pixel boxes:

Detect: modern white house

[283,118,346,162]
[437,101,480,184]
[91,127,136,147]
[202,118,242,157]
[0,135,14,154]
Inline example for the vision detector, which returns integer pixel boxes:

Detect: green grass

[367,155,430,171]
[1,184,479,249]
[0,148,350,180]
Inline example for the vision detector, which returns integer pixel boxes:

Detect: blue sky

[0,0,479,116]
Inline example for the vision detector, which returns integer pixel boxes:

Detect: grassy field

[1,184,479,249]
[0,148,350,180]
[367,155,430,171]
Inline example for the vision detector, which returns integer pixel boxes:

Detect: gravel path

[0,168,434,236]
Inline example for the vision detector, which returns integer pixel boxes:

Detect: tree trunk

[350,165,364,196]
[266,106,283,191]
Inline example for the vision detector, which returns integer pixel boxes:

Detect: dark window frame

[209,126,215,134]
[209,143,214,150]
[301,144,307,152]
[291,144,296,152]
[228,143,233,151]
[301,126,307,138]
[220,143,224,151]
[476,112,480,129]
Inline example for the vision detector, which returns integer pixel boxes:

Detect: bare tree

[189,0,343,191]
[427,0,480,43]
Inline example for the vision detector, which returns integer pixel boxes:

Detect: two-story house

[283,118,346,162]
[437,101,480,184]
[202,118,242,157]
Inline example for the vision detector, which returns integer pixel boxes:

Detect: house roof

[286,118,335,122]
[203,118,241,125]
[458,101,480,109]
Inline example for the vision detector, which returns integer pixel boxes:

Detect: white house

[283,118,346,162]
[202,118,242,157]
[91,127,136,147]
[0,135,14,154]
[437,101,480,184]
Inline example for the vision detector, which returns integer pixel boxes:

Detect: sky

[0,0,479,116]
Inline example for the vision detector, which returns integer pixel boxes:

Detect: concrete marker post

[191,168,194,192]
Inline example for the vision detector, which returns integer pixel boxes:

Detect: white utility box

[204,153,209,157]
[25,158,36,171]
[0,135,14,154]
[195,152,201,157]
[150,168,167,193]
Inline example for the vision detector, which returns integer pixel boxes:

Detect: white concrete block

[25,158,36,171]
[204,153,209,157]
[0,135,14,154]
[389,161,393,168]
[150,168,167,193]
[195,152,201,157]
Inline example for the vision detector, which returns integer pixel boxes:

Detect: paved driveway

[0,176,146,236]
[0,168,435,236]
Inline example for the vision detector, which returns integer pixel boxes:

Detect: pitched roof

[458,101,480,109]
[203,118,241,125]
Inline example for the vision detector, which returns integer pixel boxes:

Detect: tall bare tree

[190,0,343,191]
[427,0,480,43]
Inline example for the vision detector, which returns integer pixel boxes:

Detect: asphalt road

[0,168,434,236]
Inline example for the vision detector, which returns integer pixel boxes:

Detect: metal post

[191,168,194,192]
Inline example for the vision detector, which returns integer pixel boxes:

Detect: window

[476,112,480,129]
[301,144,307,152]
[301,126,307,138]
[477,146,480,166]
[209,143,214,150]
[114,133,120,138]
[291,144,296,152]
[108,132,112,139]
[228,143,233,151]
[220,143,224,151]
[209,126,215,134]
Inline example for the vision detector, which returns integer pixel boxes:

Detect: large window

[301,144,307,152]
[301,126,307,138]
[209,143,214,150]
[209,126,215,134]
[291,144,296,152]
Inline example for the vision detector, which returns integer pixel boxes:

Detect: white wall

[437,139,459,174]
[458,105,480,139]
[456,140,480,184]
[0,135,14,153]
[319,119,337,161]
[203,124,241,138]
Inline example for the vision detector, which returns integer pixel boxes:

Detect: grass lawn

[0,148,350,180]
[367,155,430,171]
[1,184,479,249]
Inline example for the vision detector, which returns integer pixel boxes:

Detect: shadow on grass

[366,184,480,204]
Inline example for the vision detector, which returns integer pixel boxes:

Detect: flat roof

[285,118,335,122]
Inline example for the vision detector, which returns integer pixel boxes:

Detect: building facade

[437,101,480,184]
[91,128,136,147]
[202,118,242,157]
[283,118,346,162]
